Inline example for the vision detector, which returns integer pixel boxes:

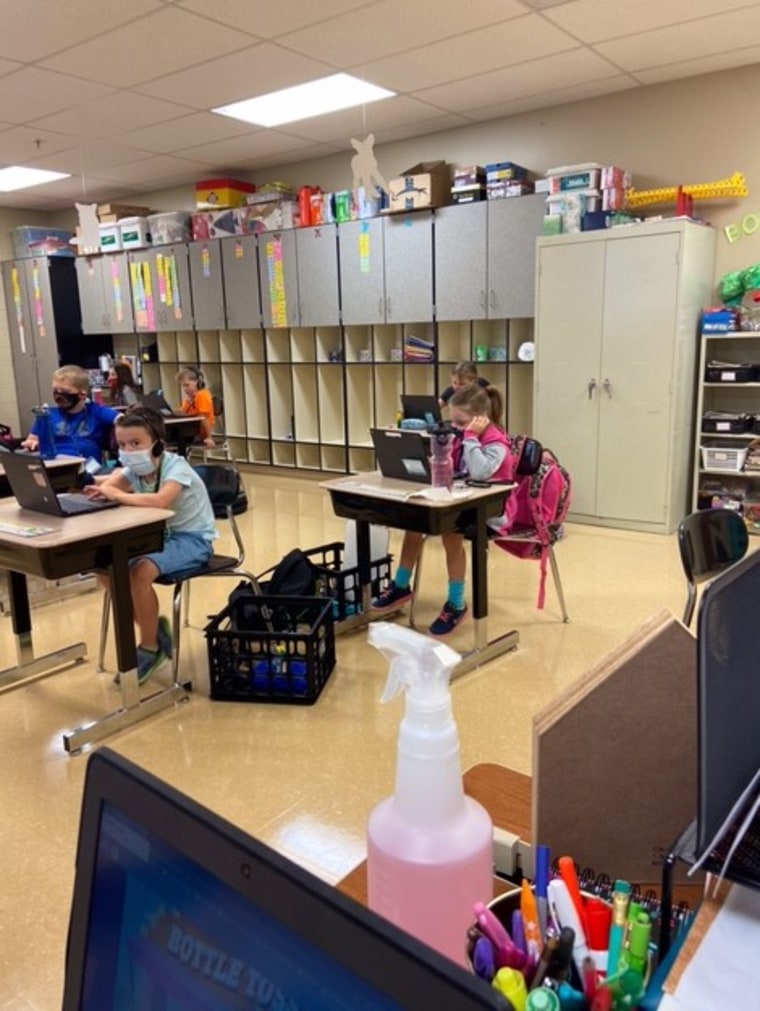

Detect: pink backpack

[493,436,572,608]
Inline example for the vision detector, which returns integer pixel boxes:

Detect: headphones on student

[118,405,166,456]
[188,366,205,389]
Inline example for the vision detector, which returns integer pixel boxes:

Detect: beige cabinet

[534,221,715,533]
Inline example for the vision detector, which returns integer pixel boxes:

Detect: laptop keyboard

[58,493,115,514]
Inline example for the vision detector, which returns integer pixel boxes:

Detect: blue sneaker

[157,615,173,659]
[136,645,168,685]
[372,580,413,612]
[429,601,468,637]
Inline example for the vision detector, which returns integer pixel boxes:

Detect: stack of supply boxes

[542,163,631,234]
[191,178,257,239]
[95,203,152,253]
[485,161,533,200]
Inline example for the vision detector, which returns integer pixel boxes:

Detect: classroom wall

[2,61,760,435]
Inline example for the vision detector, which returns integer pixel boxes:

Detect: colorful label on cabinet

[265,237,287,327]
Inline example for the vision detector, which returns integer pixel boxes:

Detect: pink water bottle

[430,427,454,490]
[366,624,493,966]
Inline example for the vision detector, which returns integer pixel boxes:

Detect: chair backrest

[192,464,246,518]
[678,508,749,586]
[211,395,223,418]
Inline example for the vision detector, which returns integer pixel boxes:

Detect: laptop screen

[64,750,506,1011]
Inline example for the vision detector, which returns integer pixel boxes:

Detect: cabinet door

[22,259,64,382]
[596,232,681,524]
[188,239,226,330]
[151,245,194,332]
[75,256,109,334]
[338,218,385,325]
[534,239,605,517]
[383,212,434,322]
[434,203,488,321]
[2,261,42,424]
[221,235,261,329]
[487,194,546,318]
[295,224,340,326]
[260,230,300,328]
[101,252,134,333]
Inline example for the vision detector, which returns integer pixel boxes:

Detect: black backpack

[262,548,321,597]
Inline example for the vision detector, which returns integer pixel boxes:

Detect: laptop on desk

[370,428,431,483]
[139,390,179,417]
[0,451,117,517]
[401,393,441,425]
[63,748,507,1011]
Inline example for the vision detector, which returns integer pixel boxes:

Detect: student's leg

[372,532,424,610]
[430,532,468,636]
[129,557,161,651]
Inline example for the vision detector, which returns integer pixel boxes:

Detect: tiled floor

[0,470,693,1009]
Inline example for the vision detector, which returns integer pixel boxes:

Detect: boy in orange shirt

[176,366,215,448]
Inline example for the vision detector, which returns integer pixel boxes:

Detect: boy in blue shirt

[21,364,119,461]
[86,406,218,684]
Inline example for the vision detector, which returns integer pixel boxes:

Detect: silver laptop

[0,452,117,517]
[370,428,431,483]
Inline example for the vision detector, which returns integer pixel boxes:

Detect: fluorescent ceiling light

[213,73,395,128]
[0,165,70,192]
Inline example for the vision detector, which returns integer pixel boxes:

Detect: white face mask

[119,449,156,476]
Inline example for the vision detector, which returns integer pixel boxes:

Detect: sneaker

[157,615,173,659]
[372,580,413,612]
[136,645,168,685]
[429,601,468,637]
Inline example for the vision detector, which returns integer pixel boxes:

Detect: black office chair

[97,464,261,684]
[678,508,749,626]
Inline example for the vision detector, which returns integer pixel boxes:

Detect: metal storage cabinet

[434,203,488,321]
[188,239,226,331]
[75,253,135,334]
[534,220,716,533]
[128,245,194,333]
[220,235,261,329]
[259,229,300,329]
[295,224,340,326]
[487,193,546,318]
[338,217,385,325]
[383,211,434,322]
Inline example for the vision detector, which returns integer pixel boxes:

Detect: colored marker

[530,934,559,991]
[547,878,590,980]
[472,935,497,982]
[492,967,528,1011]
[626,912,651,975]
[521,879,543,959]
[606,880,631,979]
[534,844,551,940]
[557,856,587,934]
[546,926,575,985]
[474,902,527,971]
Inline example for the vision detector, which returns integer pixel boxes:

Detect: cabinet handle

[386,296,392,319]
[479,289,486,311]
[603,377,613,398]
[378,297,384,317]
[489,289,496,310]
[587,377,597,400]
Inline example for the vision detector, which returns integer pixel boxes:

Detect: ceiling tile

[0,0,163,63]
[594,7,760,70]
[0,68,113,125]
[0,57,22,78]
[96,154,214,185]
[175,0,373,39]
[42,7,256,88]
[414,48,622,112]
[0,127,77,163]
[542,0,760,44]
[28,140,158,175]
[351,14,580,92]
[135,43,333,109]
[119,112,253,154]
[276,0,528,67]
[31,92,194,139]
[633,44,760,85]
[460,74,639,121]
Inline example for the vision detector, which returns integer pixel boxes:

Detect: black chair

[97,464,261,684]
[678,508,749,626]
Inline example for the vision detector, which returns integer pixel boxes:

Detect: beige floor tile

[0,469,706,1008]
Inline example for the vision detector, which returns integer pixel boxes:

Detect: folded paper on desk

[533,611,698,883]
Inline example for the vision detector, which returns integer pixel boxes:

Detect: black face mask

[53,389,81,412]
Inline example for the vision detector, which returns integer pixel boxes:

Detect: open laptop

[371,428,431,483]
[139,389,178,417]
[0,451,117,517]
[401,393,441,425]
[63,748,508,1010]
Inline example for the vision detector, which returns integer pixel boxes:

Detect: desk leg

[333,520,404,635]
[61,540,189,753]
[0,570,86,691]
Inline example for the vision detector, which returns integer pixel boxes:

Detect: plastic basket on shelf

[205,595,335,705]
[701,445,748,472]
[303,541,392,620]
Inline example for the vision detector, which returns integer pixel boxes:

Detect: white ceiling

[1,0,760,210]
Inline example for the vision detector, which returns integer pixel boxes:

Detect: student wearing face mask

[84,406,218,684]
[20,364,120,461]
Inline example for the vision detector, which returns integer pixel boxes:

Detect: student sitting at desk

[85,406,218,684]
[176,366,215,448]
[438,361,490,409]
[373,384,512,636]
[107,361,139,408]
[21,364,119,462]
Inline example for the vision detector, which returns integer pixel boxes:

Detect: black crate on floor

[206,595,335,705]
[304,541,392,620]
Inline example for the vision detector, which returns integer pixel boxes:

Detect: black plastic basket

[205,595,335,705]
[302,541,392,620]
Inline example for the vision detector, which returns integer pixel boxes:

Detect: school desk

[0,454,83,498]
[0,500,187,753]
[321,472,518,678]
[164,414,203,458]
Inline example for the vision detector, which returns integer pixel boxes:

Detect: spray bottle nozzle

[368,622,460,706]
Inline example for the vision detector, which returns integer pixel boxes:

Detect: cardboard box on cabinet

[385,161,450,213]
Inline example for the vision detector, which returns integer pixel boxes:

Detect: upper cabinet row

[74,195,546,336]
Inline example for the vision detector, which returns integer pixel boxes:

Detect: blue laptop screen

[81,802,399,1011]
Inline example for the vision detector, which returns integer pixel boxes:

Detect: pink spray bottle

[366,623,493,966]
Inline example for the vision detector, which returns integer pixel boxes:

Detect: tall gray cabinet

[534,220,716,533]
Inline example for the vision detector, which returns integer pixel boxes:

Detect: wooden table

[0,500,189,753]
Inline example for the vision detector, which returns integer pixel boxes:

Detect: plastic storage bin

[301,541,392,620]
[147,211,191,246]
[98,223,122,252]
[701,412,753,434]
[119,217,151,249]
[705,361,758,383]
[195,178,255,209]
[701,445,748,472]
[206,595,335,705]
[13,226,74,258]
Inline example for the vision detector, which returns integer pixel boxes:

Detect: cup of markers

[466,849,652,1011]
